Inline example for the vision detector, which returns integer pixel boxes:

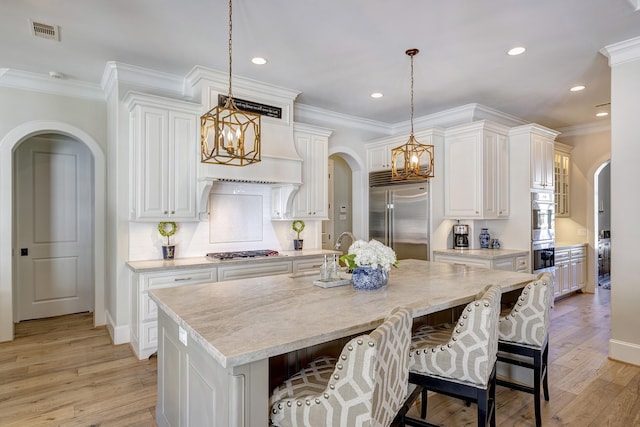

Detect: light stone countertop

[149,259,536,369]
[555,242,587,250]
[433,248,530,260]
[126,249,341,273]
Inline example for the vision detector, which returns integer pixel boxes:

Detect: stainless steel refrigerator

[369,181,430,261]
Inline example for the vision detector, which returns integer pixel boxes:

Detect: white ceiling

[2,0,640,130]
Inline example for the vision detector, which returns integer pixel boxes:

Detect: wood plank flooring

[0,287,638,426]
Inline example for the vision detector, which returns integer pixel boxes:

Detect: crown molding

[601,36,640,66]
[101,62,186,97]
[556,120,611,137]
[294,103,392,135]
[0,68,104,100]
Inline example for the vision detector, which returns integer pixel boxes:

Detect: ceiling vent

[30,20,60,41]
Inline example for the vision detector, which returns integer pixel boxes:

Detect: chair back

[270,306,412,427]
[369,306,413,426]
[499,272,554,347]
[410,284,502,388]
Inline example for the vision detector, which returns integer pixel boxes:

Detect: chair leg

[542,344,550,402]
[477,388,488,427]
[533,351,542,427]
[489,373,496,427]
[420,387,428,419]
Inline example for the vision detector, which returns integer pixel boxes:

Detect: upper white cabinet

[367,144,395,171]
[444,121,510,219]
[292,123,333,219]
[531,133,555,191]
[126,92,201,221]
[554,142,572,217]
[509,124,559,193]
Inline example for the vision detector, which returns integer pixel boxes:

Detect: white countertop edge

[433,248,529,260]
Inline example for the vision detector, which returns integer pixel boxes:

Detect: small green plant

[291,220,305,240]
[158,221,177,245]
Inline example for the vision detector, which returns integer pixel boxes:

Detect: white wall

[607,37,640,366]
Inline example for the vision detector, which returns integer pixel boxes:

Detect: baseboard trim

[609,338,640,366]
[105,310,130,345]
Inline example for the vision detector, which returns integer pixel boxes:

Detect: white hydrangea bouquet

[340,239,398,271]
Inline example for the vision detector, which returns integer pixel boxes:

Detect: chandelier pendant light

[201,0,261,166]
[391,48,434,181]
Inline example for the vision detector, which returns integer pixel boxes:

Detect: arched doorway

[0,121,106,342]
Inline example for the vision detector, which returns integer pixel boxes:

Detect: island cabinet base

[155,310,269,427]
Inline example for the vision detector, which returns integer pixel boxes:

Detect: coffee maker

[453,224,470,249]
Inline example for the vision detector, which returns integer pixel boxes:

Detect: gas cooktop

[206,249,280,260]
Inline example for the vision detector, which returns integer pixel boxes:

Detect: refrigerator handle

[387,201,394,246]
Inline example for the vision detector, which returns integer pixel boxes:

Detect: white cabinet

[531,133,555,191]
[131,267,217,359]
[433,251,528,272]
[367,143,399,171]
[554,244,585,299]
[271,184,299,220]
[130,254,331,359]
[126,92,201,221]
[554,142,572,217]
[292,124,332,219]
[444,121,510,219]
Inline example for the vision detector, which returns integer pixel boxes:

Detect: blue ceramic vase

[351,267,389,290]
[479,228,491,249]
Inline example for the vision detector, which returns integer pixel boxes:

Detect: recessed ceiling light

[570,85,586,92]
[507,47,526,56]
[251,57,267,65]
[370,92,383,99]
[596,112,609,117]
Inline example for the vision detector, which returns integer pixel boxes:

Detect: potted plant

[158,221,177,260]
[292,220,305,251]
[340,239,398,290]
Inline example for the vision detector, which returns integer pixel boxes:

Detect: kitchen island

[149,259,536,427]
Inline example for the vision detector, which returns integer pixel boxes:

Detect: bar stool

[269,306,413,427]
[497,272,554,427]
[405,284,502,427]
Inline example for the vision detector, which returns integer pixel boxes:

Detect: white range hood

[185,66,304,217]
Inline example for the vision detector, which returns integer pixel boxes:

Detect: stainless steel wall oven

[532,191,555,242]
[532,240,555,274]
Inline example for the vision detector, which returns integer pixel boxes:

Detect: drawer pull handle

[174,277,192,281]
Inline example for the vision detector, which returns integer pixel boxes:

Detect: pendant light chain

[409,51,415,136]
[227,0,234,102]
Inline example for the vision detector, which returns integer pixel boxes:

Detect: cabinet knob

[171,211,175,214]
[164,211,168,215]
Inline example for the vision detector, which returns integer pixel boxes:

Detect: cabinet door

[554,151,570,217]
[496,134,510,217]
[367,145,392,171]
[134,106,169,220]
[168,111,197,220]
[571,257,585,291]
[531,135,554,190]
[444,133,482,218]
[293,132,328,219]
[556,260,570,296]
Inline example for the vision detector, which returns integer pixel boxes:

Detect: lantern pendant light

[200,0,261,166]
[391,49,434,181]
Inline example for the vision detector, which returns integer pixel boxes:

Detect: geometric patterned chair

[269,306,413,427]
[404,284,503,427]
[497,272,554,427]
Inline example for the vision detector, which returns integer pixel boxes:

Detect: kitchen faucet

[334,231,356,251]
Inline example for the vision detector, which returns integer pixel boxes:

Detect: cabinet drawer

[570,246,585,258]
[293,257,326,273]
[434,255,492,269]
[218,261,292,281]
[515,256,528,272]
[554,249,570,262]
[142,268,217,291]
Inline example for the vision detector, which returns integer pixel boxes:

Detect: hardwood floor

[0,287,637,426]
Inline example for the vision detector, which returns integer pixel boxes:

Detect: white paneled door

[16,136,93,321]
